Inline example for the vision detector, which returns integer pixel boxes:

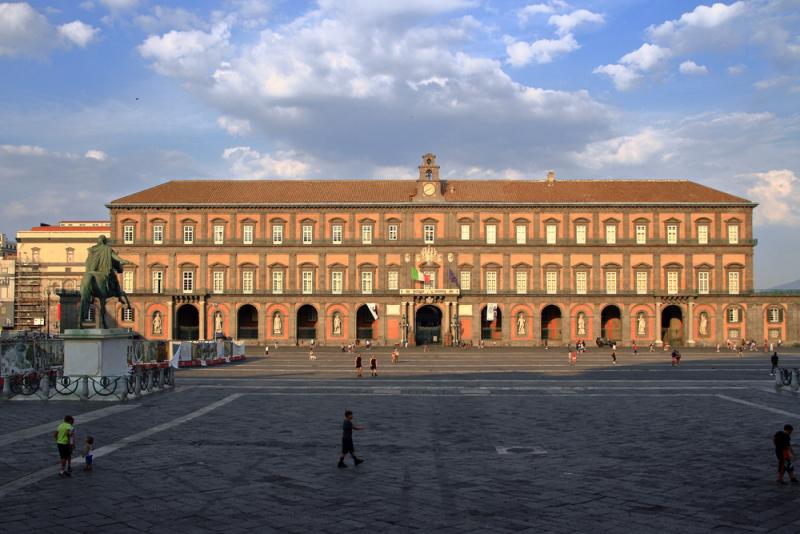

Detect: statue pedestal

[60,328,131,401]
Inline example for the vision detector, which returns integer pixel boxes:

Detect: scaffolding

[14,260,44,332]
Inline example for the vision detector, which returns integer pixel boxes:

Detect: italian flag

[411,266,422,282]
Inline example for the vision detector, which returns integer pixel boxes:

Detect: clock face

[423,183,436,196]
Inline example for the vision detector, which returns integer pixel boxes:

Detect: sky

[0,0,798,288]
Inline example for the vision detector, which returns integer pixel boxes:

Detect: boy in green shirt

[54,415,75,477]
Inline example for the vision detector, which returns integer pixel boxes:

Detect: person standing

[648,342,655,353]
[54,415,75,477]
[369,354,377,377]
[354,353,363,377]
[774,424,798,485]
[771,352,780,376]
[611,350,617,365]
[391,347,399,364]
[264,345,269,358]
[337,410,364,468]
[632,342,638,357]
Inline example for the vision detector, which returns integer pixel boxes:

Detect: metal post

[80,375,89,400]
[1,375,11,399]
[134,368,142,397]
[39,372,50,400]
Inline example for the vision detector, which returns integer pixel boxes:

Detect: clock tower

[415,153,443,202]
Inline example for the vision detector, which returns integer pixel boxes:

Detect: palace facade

[106,154,800,347]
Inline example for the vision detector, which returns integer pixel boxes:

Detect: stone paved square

[3,347,800,533]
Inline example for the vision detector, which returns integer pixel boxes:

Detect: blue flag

[448,268,460,289]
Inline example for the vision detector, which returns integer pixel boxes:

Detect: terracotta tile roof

[109,179,752,206]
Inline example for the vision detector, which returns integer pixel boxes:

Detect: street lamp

[44,287,51,338]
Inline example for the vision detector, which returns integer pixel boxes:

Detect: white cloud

[648,1,747,52]
[548,9,604,36]
[679,60,708,75]
[84,149,108,161]
[747,169,800,225]
[727,63,746,75]
[592,64,642,91]
[1,144,49,156]
[222,146,311,179]
[135,6,208,33]
[138,23,232,81]
[573,129,667,169]
[58,20,99,47]
[506,33,578,67]
[217,116,252,136]
[97,0,138,10]
[620,43,671,71]
[518,4,555,26]
[754,75,795,90]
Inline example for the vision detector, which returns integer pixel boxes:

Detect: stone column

[655,300,663,346]
[167,299,174,340]
[199,300,206,340]
[686,300,695,347]
[621,303,631,347]
[532,305,542,346]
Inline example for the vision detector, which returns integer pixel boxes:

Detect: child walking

[83,436,94,471]
[54,415,75,477]
[337,410,364,468]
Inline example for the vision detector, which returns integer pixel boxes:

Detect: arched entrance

[662,305,684,346]
[601,305,621,341]
[356,305,375,340]
[415,305,442,345]
[481,306,502,340]
[541,305,562,344]
[176,305,199,340]
[237,304,258,339]
[296,305,318,341]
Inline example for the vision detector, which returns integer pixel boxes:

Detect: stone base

[63,328,131,378]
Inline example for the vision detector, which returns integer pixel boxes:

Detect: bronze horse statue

[79,236,131,328]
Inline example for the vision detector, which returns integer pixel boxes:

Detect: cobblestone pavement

[3,348,800,533]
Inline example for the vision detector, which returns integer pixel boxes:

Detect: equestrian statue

[79,236,131,328]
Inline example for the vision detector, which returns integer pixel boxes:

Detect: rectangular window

[546,224,557,245]
[576,225,587,245]
[243,225,254,245]
[667,271,678,295]
[331,224,343,244]
[605,271,617,295]
[515,271,527,294]
[460,224,470,241]
[152,271,163,294]
[213,271,224,294]
[122,307,134,322]
[486,224,496,245]
[485,271,497,294]
[605,225,616,244]
[424,271,436,290]
[546,271,558,294]
[727,307,739,323]
[123,271,133,293]
[183,225,194,244]
[182,271,194,293]
[331,271,343,294]
[423,224,435,244]
[361,271,373,294]
[697,225,708,245]
[728,271,740,295]
[388,271,399,290]
[272,271,283,294]
[460,271,471,290]
[213,225,224,245]
[666,224,678,244]
[515,225,526,245]
[575,271,587,295]
[636,271,648,295]
[698,271,709,294]
[302,271,313,294]
[728,225,739,244]
[272,225,283,244]
[153,225,164,245]
[388,224,398,241]
[66,249,74,263]
[302,225,313,244]
[123,224,134,244]
[635,224,647,244]
[242,271,254,294]
[361,225,372,244]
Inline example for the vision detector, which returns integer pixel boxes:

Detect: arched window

[426,169,432,181]
[767,306,784,323]
[726,306,741,324]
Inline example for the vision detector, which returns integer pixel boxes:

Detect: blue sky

[1,0,798,287]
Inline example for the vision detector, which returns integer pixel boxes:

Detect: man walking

[337,410,364,468]
[774,424,798,485]
[771,352,779,376]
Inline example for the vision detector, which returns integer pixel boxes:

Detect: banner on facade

[367,303,379,320]
[486,303,498,322]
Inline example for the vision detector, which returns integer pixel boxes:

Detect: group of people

[54,415,94,478]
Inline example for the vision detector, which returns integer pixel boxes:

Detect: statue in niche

[214,311,224,334]
[637,312,647,336]
[273,312,282,336]
[577,312,586,336]
[516,313,526,336]
[699,312,709,336]
[333,312,342,336]
[152,311,162,335]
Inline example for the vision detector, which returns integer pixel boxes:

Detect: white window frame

[486,224,497,245]
[332,224,343,244]
[697,224,708,245]
[182,270,194,293]
[331,271,343,294]
[388,224,398,241]
[122,307,134,322]
[361,271,373,294]
[545,271,558,294]
[302,270,313,294]
[183,225,194,245]
[727,307,739,323]
[576,225,587,245]
[423,224,435,244]
[243,224,254,245]
[546,224,557,245]
[151,270,163,294]
[272,270,284,294]
[698,271,709,294]
[212,271,224,294]
[153,224,164,245]
[728,224,739,244]
[768,307,782,323]
[575,271,587,295]
[485,271,497,294]
[667,271,679,295]
[388,271,399,290]
[460,271,471,290]
[515,225,526,245]
[123,224,135,245]
[515,271,527,294]
[424,271,436,290]
[242,271,254,294]
[213,224,225,245]
[272,225,283,245]
[460,224,470,241]
[122,271,133,293]
[605,271,617,295]
[302,225,313,245]
[605,224,616,245]
[666,224,678,245]
[635,224,647,245]
[636,271,648,295]
[361,225,373,245]
[728,271,740,295]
